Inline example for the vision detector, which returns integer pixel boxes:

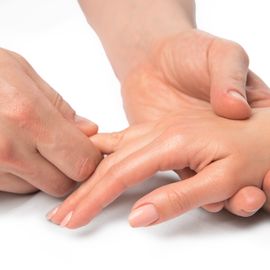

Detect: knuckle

[106,164,120,181]
[166,187,191,215]
[162,126,186,148]
[52,92,64,110]
[5,100,35,126]
[99,164,129,195]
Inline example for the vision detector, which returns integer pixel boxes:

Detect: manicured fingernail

[60,211,73,227]
[129,204,159,227]
[46,206,59,220]
[228,90,247,102]
[245,208,260,214]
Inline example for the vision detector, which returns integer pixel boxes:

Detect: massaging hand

[48,105,270,229]
[121,29,270,215]
[0,48,101,196]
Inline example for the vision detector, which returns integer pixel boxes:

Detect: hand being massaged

[77,0,270,218]
[47,101,270,229]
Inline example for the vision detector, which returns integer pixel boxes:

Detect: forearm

[79,0,196,81]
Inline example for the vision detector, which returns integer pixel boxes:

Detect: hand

[47,106,270,229]
[121,29,270,215]
[0,48,101,196]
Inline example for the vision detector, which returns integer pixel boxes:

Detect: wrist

[79,0,196,82]
[117,20,195,83]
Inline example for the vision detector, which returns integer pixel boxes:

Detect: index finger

[57,136,188,229]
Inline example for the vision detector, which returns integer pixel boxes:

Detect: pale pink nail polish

[128,204,159,227]
[46,206,59,220]
[245,208,260,214]
[60,211,73,227]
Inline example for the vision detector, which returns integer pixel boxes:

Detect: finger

[14,152,77,197]
[90,123,155,154]
[209,39,251,119]
[0,173,38,194]
[36,113,102,182]
[224,186,266,217]
[201,202,225,213]
[91,132,125,154]
[50,133,187,229]
[11,52,98,136]
[128,160,237,227]
[263,170,270,212]
[175,168,225,213]
[176,168,265,216]
[247,71,270,107]
[247,70,269,89]
[49,127,161,225]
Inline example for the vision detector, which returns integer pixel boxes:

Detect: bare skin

[76,0,270,216]
[0,49,101,196]
[121,29,270,215]
[47,103,270,229]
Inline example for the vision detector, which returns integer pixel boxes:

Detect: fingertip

[75,115,99,136]
[128,204,159,228]
[202,202,224,213]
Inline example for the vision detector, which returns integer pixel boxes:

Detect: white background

[0,1,269,269]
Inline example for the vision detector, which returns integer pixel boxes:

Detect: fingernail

[227,90,247,102]
[245,208,260,214]
[128,204,159,227]
[75,115,93,124]
[60,211,73,227]
[46,206,59,220]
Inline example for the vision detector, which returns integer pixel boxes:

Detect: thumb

[128,160,235,227]
[209,40,251,120]
[74,115,98,137]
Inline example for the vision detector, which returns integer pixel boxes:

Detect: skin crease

[76,0,270,218]
[0,48,101,196]
[48,104,270,229]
